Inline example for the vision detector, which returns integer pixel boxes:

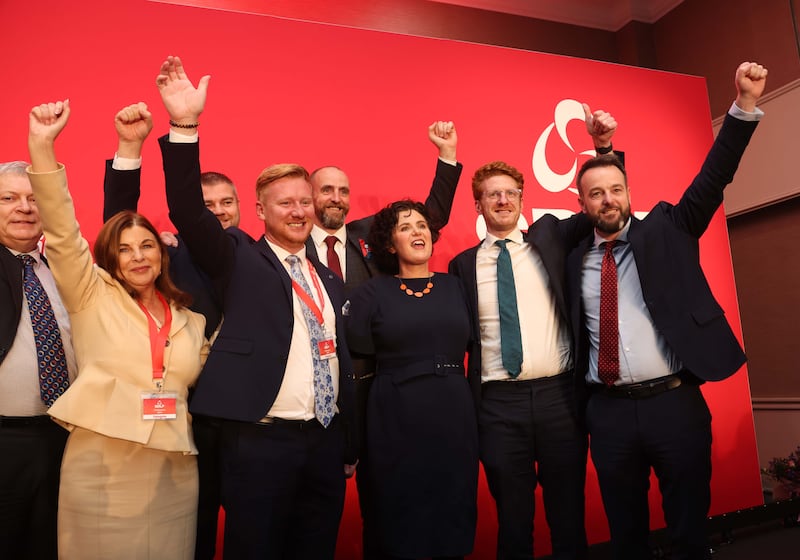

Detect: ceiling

[427,0,686,31]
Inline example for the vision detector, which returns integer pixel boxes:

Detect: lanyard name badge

[291,259,336,359]
[138,293,178,420]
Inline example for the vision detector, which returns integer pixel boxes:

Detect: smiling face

[389,209,432,270]
[202,180,240,229]
[577,164,631,239]
[310,167,351,232]
[117,225,162,295]
[256,176,314,252]
[474,174,523,238]
[0,173,42,253]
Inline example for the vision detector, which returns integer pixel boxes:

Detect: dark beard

[319,207,348,230]
[592,208,630,234]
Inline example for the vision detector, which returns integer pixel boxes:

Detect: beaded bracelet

[168,120,199,129]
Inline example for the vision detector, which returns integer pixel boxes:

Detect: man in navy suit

[566,62,767,559]
[157,55,356,560]
[448,107,617,560]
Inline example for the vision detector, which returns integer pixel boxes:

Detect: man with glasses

[449,106,617,559]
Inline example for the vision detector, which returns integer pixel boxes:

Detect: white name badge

[141,391,178,420]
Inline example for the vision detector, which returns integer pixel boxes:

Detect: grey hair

[0,161,30,178]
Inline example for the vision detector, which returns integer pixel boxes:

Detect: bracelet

[169,120,199,129]
[596,143,613,155]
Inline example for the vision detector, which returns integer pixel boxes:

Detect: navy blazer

[566,114,757,385]
[306,159,463,294]
[159,136,356,462]
[449,213,592,409]
[103,159,225,338]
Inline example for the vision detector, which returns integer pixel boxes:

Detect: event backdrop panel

[0,0,761,557]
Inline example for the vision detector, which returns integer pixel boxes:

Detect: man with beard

[306,121,461,294]
[448,105,617,560]
[566,61,767,559]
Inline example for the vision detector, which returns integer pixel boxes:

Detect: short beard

[593,208,630,235]
[319,208,347,230]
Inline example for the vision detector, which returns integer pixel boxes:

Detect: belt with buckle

[255,416,325,430]
[0,415,53,428]
[594,374,683,400]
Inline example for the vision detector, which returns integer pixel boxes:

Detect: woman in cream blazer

[27,100,208,560]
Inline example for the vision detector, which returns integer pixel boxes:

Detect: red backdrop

[0,0,762,557]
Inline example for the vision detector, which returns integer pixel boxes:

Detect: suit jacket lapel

[256,236,293,301]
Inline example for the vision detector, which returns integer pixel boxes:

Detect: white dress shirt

[476,230,571,382]
[264,241,340,420]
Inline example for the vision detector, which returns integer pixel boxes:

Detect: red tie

[598,240,619,386]
[324,236,343,279]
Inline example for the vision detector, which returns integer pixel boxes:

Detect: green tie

[495,239,522,378]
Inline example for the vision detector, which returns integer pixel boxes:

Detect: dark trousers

[0,417,68,560]
[587,383,712,560]
[193,414,223,560]
[219,417,346,560]
[479,374,588,560]
[354,376,380,560]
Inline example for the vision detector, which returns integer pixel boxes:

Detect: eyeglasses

[483,188,521,201]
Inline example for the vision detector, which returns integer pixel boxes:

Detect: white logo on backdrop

[474,98,646,239]
[532,98,595,197]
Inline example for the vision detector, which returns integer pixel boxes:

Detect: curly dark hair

[367,199,441,275]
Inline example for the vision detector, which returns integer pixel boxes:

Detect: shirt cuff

[169,130,199,143]
[438,156,457,166]
[729,101,764,121]
[112,154,142,171]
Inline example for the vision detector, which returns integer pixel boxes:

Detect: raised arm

[424,120,463,228]
[674,61,766,236]
[103,103,153,221]
[155,56,234,291]
[27,101,98,311]
[28,101,69,174]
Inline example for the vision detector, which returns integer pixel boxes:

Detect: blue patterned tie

[495,240,522,378]
[286,255,335,427]
[17,254,69,407]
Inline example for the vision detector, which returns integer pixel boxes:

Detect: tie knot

[324,236,338,249]
[286,255,300,266]
[16,254,36,268]
[602,240,617,254]
[495,239,510,250]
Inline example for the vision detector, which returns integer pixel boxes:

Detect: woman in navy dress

[346,200,478,560]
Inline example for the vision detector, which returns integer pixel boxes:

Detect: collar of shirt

[310,224,346,250]
[591,218,632,250]
[482,228,525,250]
[264,238,308,268]
[8,248,43,266]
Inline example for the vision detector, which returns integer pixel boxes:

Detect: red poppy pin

[359,239,371,259]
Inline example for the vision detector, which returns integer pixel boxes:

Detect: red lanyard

[137,292,173,381]
[290,259,326,327]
